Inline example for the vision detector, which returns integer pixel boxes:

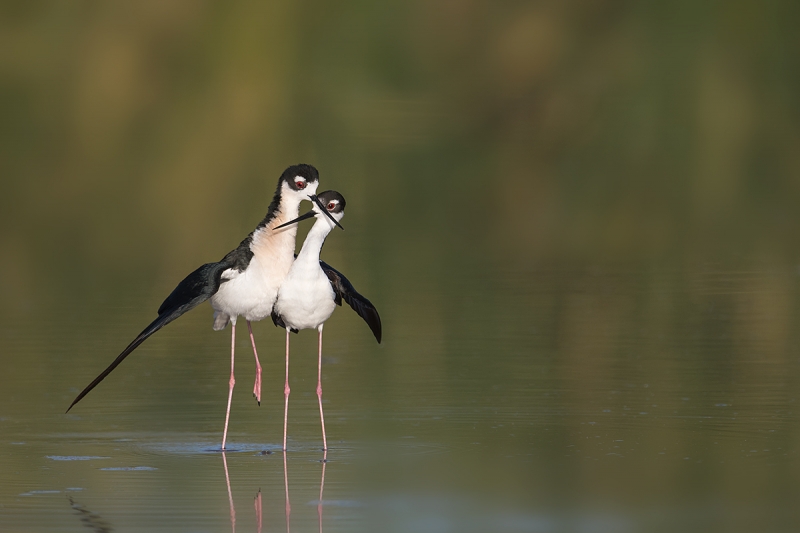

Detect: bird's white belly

[275,274,336,331]
[211,259,282,322]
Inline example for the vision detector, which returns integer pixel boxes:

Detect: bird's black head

[258,164,321,230]
[274,189,347,231]
[316,190,346,215]
[281,164,320,193]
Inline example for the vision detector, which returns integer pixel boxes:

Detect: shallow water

[2,265,800,532]
[2,1,799,530]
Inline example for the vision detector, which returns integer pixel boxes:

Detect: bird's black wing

[319,260,382,343]
[67,261,231,413]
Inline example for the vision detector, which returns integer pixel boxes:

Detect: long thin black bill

[310,195,344,230]
[274,210,316,230]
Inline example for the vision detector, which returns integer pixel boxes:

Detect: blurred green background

[2,1,800,531]
[2,0,799,300]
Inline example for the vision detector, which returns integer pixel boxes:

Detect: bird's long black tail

[66,306,185,413]
[66,261,230,413]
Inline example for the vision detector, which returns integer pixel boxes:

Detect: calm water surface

[1,1,798,531]
[2,264,799,532]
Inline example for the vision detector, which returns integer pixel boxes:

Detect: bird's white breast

[210,218,298,323]
[275,262,336,331]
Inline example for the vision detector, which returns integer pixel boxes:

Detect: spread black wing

[319,260,382,343]
[66,261,232,413]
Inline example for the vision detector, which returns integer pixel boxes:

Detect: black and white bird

[66,164,322,450]
[271,190,382,451]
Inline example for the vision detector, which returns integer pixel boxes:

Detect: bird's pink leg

[316,326,327,451]
[283,328,291,452]
[222,322,236,451]
[247,321,262,405]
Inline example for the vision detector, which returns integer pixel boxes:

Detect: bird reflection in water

[283,451,290,533]
[317,451,328,533]
[255,488,262,533]
[221,450,328,533]
[69,496,114,533]
[222,452,236,532]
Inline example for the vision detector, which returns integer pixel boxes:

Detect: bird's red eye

[295,180,306,189]
[327,202,335,210]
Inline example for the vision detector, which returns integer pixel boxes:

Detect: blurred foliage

[0,0,798,304]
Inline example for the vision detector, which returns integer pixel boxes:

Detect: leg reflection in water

[283,451,291,533]
[221,450,327,533]
[222,451,264,533]
[222,451,236,533]
[254,489,262,533]
[284,450,329,533]
[318,450,327,533]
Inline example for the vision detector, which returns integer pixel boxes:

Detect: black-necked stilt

[67,164,321,450]
[272,190,382,451]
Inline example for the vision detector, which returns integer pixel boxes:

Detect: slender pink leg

[222,451,236,533]
[222,322,236,450]
[316,326,327,451]
[248,321,262,405]
[283,451,291,533]
[283,328,291,452]
[254,489,262,533]
[318,449,327,533]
